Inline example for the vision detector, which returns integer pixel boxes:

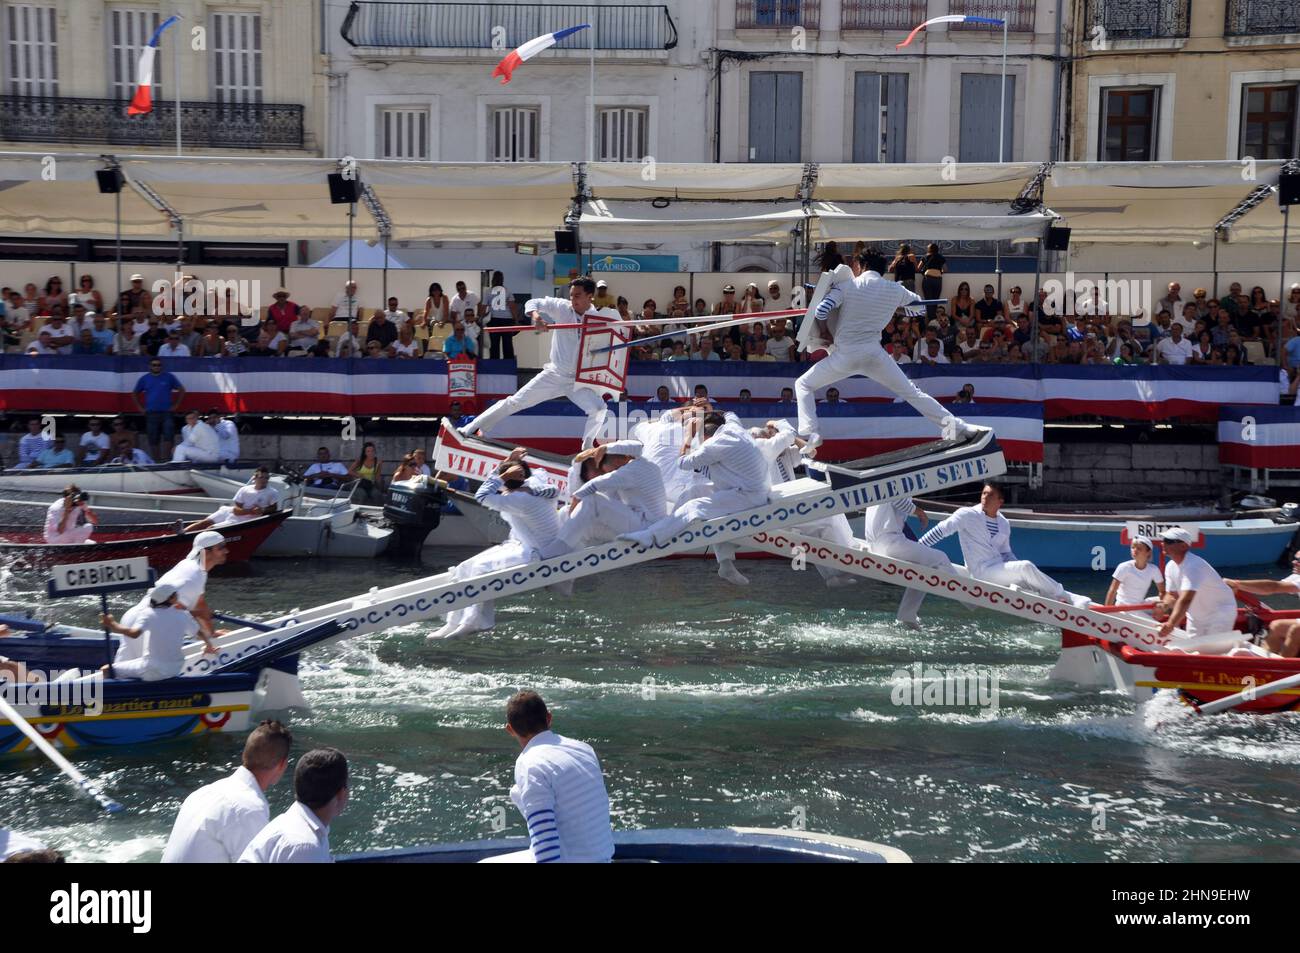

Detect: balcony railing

[735,0,820,31]
[1225,0,1300,37]
[342,1,677,50]
[1087,0,1189,40]
[841,0,925,31]
[0,96,304,149]
[949,0,1036,33]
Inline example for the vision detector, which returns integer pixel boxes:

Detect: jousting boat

[339,828,911,863]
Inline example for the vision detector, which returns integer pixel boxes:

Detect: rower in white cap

[1157,527,1238,638]
[98,581,217,680]
[1103,535,1166,609]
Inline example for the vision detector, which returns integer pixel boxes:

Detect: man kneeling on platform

[428,448,568,641]
[620,410,770,587]
[99,582,218,681]
[558,440,667,550]
[919,482,1092,609]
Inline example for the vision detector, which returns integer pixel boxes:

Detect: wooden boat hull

[0,462,255,495]
[0,510,289,570]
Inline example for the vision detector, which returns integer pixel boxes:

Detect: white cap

[1131,535,1154,552]
[189,529,226,561]
[602,439,642,458]
[1159,527,1194,545]
[130,273,144,282]
[148,582,179,604]
[595,279,608,288]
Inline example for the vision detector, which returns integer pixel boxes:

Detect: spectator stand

[1218,404,1300,492]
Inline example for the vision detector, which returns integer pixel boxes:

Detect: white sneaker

[717,561,750,586]
[427,621,459,640]
[619,530,656,548]
[801,432,822,453]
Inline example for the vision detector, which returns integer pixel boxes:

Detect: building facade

[0,0,323,154]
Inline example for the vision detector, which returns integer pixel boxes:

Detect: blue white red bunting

[1218,405,1300,469]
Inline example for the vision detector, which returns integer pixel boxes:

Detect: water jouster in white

[863,496,954,625]
[558,439,667,550]
[795,251,976,450]
[919,482,1092,608]
[467,277,613,448]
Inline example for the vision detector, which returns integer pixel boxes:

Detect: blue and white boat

[906,499,1299,571]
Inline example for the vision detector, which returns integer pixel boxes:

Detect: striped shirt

[572,455,667,520]
[678,413,770,496]
[523,296,597,377]
[863,497,917,543]
[814,271,922,349]
[919,505,1015,573]
[475,474,563,556]
[752,420,800,484]
[511,730,614,863]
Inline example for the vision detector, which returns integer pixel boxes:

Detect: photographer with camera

[43,484,98,545]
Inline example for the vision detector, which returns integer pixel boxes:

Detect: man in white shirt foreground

[466,276,613,449]
[1158,527,1240,638]
[162,720,292,863]
[172,410,222,464]
[919,482,1092,608]
[183,467,280,532]
[303,446,349,489]
[1225,552,1300,656]
[239,747,348,864]
[481,691,613,864]
[863,496,954,627]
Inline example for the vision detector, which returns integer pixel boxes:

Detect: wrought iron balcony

[735,0,820,31]
[1225,0,1300,37]
[949,0,1036,33]
[0,96,304,149]
[1087,0,1189,40]
[342,1,677,50]
[840,0,924,31]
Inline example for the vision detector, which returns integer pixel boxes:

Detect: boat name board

[435,448,569,496]
[47,557,154,598]
[1122,521,1202,546]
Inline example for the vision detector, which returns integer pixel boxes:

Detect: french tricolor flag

[127,14,180,116]
[492,24,590,85]
[896,14,1004,49]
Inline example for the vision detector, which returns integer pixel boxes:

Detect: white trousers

[469,364,612,448]
[794,513,858,583]
[112,656,182,681]
[1186,608,1239,638]
[975,560,1076,604]
[869,533,954,624]
[560,493,652,549]
[795,343,959,437]
[46,524,95,545]
[444,539,532,632]
[172,444,222,464]
[645,488,767,563]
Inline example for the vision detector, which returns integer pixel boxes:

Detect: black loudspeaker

[1045,226,1072,251]
[1280,171,1300,207]
[327,172,362,205]
[96,168,124,194]
[554,229,578,254]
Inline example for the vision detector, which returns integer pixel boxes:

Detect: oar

[0,693,122,813]
[482,312,745,332]
[593,309,810,354]
[1193,671,1300,716]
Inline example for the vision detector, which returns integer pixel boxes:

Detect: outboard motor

[383,478,448,558]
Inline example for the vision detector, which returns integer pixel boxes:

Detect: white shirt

[631,410,701,507]
[44,498,91,543]
[678,413,770,498]
[304,461,348,485]
[79,430,110,464]
[919,505,1014,574]
[1164,553,1238,627]
[572,455,667,520]
[751,420,800,485]
[1111,559,1164,605]
[158,557,208,612]
[0,828,46,859]
[289,318,320,348]
[475,474,563,555]
[332,292,360,319]
[383,309,409,327]
[179,419,221,455]
[764,336,794,360]
[1282,573,1300,593]
[114,332,141,356]
[131,603,199,679]
[511,730,614,863]
[813,270,922,350]
[158,342,191,357]
[863,497,918,544]
[162,766,271,863]
[238,801,332,864]
[1155,336,1194,365]
[450,292,480,317]
[523,296,593,377]
[333,331,362,358]
[214,419,239,461]
[392,338,420,358]
[233,483,280,515]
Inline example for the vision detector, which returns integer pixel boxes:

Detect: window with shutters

[4,3,57,96]
[958,73,1015,162]
[748,72,802,163]
[211,11,262,104]
[852,73,907,163]
[109,8,162,100]
[489,106,539,162]
[597,107,648,162]
[378,107,429,160]
[1099,88,1157,161]
[1240,84,1297,161]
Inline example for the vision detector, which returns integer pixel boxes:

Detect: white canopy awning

[812,201,1054,242]
[580,199,807,243]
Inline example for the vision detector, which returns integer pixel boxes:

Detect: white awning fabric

[813,201,1054,242]
[580,199,807,243]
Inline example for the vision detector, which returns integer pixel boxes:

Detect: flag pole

[588,6,595,163]
[173,11,182,156]
[998,12,1007,163]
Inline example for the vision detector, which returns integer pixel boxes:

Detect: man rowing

[795,249,977,450]
[466,276,613,449]
[919,482,1092,608]
[1157,527,1240,638]
[428,448,567,640]
[620,410,768,587]
[1225,552,1300,656]
[863,497,954,627]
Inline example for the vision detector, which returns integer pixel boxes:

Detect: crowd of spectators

[4,257,1299,394]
